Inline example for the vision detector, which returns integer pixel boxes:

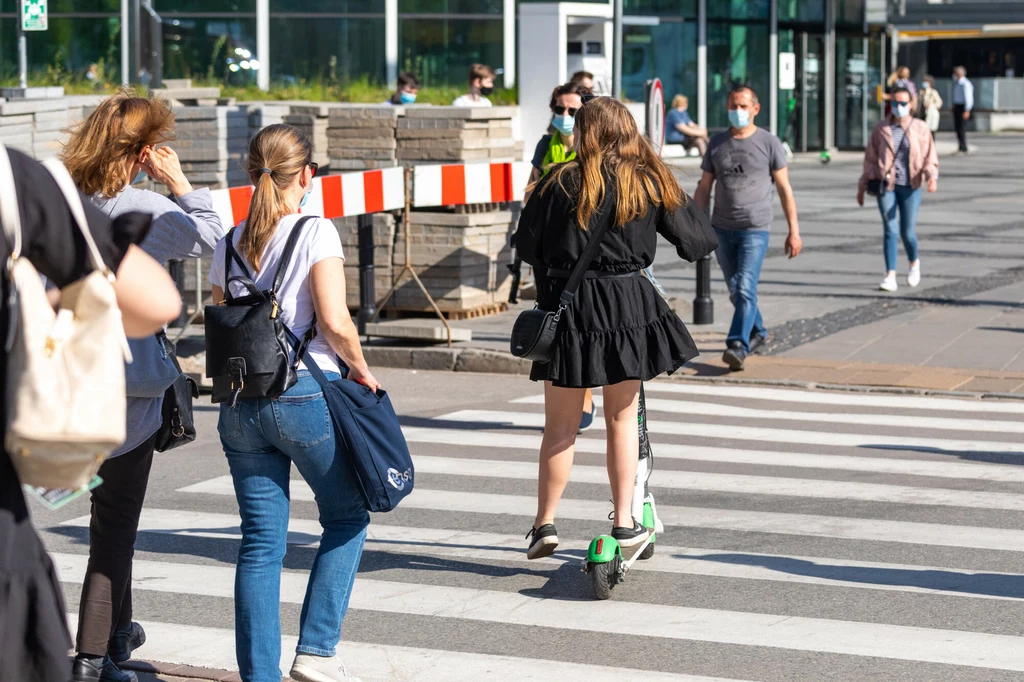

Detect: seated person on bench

[665,95,708,157]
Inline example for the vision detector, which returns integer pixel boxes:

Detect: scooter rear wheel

[590,561,616,600]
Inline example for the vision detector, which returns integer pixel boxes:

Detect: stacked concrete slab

[327,106,399,171]
[332,212,397,308]
[285,103,338,169]
[173,106,250,188]
[396,106,521,165]
[247,102,289,141]
[0,89,70,159]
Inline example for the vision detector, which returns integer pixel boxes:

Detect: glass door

[778,30,826,151]
[835,34,883,149]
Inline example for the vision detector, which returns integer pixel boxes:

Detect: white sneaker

[291,653,362,682]
[907,262,921,288]
[879,273,898,292]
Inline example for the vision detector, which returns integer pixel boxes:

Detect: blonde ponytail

[241,124,312,271]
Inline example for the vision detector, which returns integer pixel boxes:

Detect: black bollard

[692,254,714,325]
[167,259,188,328]
[356,213,376,336]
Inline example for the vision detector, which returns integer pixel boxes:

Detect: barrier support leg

[357,213,376,338]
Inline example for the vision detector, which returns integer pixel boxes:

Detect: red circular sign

[647,78,665,156]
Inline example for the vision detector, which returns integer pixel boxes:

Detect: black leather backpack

[205,216,317,406]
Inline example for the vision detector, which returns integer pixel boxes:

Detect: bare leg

[583,388,593,413]
[696,137,708,156]
[535,382,586,527]
[603,380,641,528]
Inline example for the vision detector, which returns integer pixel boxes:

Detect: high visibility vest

[541,132,575,177]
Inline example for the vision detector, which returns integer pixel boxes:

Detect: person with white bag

[920,75,943,140]
[0,145,180,682]
[61,89,224,682]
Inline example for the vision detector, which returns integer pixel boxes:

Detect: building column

[824,0,836,149]
[257,0,269,91]
[386,0,398,87]
[697,0,707,127]
[769,0,778,136]
[503,0,515,87]
[121,0,130,85]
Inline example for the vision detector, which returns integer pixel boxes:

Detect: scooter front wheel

[590,561,616,600]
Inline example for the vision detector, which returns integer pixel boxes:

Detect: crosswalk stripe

[641,383,1024,414]
[64,613,722,682]
[437,409,1024,453]
[179,457,1024,510]
[56,555,1024,671]
[512,394,1024,434]
[169,480,1024,551]
[403,427,1024,483]
[58,511,1023,601]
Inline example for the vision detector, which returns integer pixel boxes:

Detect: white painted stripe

[643,383,1024,415]
[169,481,1024,551]
[340,170,366,217]
[381,167,406,211]
[511,160,533,202]
[299,176,325,217]
[463,163,493,204]
[209,188,236,228]
[63,613,717,682]
[513,394,1024,434]
[57,513,1024,601]
[412,164,443,207]
[440,409,1024,454]
[177,450,1024,511]
[402,426,1024,483]
[57,556,1024,671]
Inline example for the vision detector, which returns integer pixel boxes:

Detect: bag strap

[556,215,614,311]
[883,127,910,180]
[41,158,110,276]
[283,324,331,388]
[0,145,23,263]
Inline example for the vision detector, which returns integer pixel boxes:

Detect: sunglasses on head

[581,93,599,105]
[552,105,579,116]
[308,161,319,178]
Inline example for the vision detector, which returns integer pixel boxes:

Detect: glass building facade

[0,0,885,149]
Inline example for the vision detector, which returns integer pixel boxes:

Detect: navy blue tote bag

[297,344,414,512]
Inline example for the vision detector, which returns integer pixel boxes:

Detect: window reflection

[271,18,385,84]
[163,17,258,85]
[706,22,770,129]
[621,22,697,109]
[400,18,503,87]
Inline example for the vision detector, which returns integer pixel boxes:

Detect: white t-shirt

[452,94,492,107]
[209,213,345,375]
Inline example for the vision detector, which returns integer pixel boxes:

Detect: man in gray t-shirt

[694,85,802,371]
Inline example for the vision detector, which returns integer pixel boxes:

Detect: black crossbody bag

[205,216,317,406]
[154,334,200,452]
[866,129,908,198]
[509,219,611,363]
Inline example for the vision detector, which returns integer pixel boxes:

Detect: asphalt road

[39,369,1024,681]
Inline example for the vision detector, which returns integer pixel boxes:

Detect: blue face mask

[299,188,312,208]
[894,102,911,118]
[727,109,751,129]
[399,91,417,104]
[131,170,147,185]
[552,114,575,136]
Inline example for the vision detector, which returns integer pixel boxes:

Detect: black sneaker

[72,655,138,682]
[722,346,747,371]
[525,523,559,560]
[749,333,767,353]
[108,622,146,664]
[612,520,650,558]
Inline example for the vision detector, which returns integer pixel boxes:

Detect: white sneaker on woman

[879,273,898,292]
[907,262,921,288]
[291,654,362,682]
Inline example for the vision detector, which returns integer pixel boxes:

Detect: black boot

[72,655,138,682]
[108,622,146,664]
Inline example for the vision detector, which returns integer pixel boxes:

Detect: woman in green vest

[526,80,596,431]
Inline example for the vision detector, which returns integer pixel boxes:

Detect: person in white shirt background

[452,63,495,107]
[951,66,974,153]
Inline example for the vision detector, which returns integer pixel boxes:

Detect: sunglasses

[581,93,599,105]
[552,105,579,116]
[308,161,319,178]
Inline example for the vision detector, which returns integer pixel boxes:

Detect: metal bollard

[692,254,714,325]
[356,213,376,336]
[167,259,189,328]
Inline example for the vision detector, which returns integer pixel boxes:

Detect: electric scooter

[583,384,664,599]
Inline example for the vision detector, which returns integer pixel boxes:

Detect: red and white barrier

[412,161,533,208]
[210,167,406,227]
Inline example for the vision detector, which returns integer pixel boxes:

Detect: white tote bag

[2,147,131,489]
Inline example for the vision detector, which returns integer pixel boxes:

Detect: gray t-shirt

[701,127,787,230]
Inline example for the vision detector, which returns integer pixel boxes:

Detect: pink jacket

[859,118,938,191]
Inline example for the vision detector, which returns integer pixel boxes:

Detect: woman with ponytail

[514,96,717,560]
[209,124,375,682]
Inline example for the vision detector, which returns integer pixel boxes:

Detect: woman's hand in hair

[141,146,193,197]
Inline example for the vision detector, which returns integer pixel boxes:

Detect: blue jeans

[218,371,369,682]
[878,184,921,272]
[713,227,770,353]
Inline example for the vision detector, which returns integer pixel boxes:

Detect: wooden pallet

[361,300,509,321]
[445,301,509,320]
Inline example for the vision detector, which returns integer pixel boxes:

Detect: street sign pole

[20,0,49,88]
[17,24,26,88]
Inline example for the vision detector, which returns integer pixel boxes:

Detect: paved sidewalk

[122,661,297,682]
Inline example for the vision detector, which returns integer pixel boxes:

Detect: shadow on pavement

[862,444,1024,465]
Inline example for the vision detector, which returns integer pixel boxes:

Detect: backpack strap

[272,216,317,296]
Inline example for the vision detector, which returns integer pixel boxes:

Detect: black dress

[515,169,717,388]
[0,149,146,682]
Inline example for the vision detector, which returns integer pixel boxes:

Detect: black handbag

[510,219,611,363]
[205,217,316,406]
[154,338,199,452]
[866,129,908,197]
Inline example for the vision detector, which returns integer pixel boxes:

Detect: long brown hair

[542,96,683,229]
[242,124,312,271]
[62,87,176,197]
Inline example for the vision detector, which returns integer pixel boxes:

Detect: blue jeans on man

[713,227,770,355]
[218,371,369,682]
[878,184,921,272]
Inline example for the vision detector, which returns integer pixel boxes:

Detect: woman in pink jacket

[857,86,938,292]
